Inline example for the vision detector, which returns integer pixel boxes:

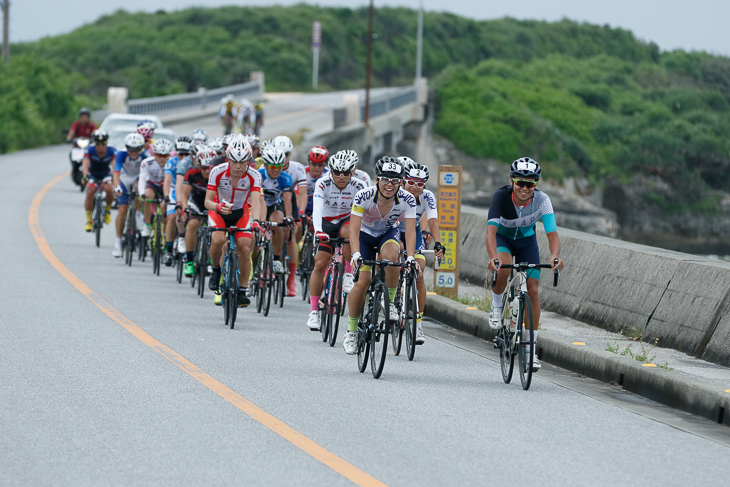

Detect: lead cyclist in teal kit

[486,157,564,371]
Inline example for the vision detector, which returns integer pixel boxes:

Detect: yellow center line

[29,172,386,487]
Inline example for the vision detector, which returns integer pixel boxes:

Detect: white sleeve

[138,161,148,195]
[424,190,438,220]
[312,181,325,233]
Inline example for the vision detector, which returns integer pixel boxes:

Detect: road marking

[573,342,586,346]
[29,172,386,487]
[267,105,329,124]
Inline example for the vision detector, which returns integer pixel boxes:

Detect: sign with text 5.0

[436,272,456,288]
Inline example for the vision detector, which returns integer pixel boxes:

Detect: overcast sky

[8,1,730,56]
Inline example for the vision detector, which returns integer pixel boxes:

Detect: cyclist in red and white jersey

[305,146,329,215]
[204,134,263,307]
[306,151,366,330]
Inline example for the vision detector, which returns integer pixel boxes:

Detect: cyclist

[397,161,445,344]
[112,133,149,257]
[306,151,366,330]
[343,157,418,354]
[162,144,184,266]
[486,157,564,371]
[209,137,225,156]
[137,122,155,152]
[273,135,308,296]
[66,107,97,142]
[219,94,237,135]
[245,134,261,162]
[205,134,263,307]
[138,139,174,238]
[254,101,264,135]
[81,129,116,232]
[305,146,329,216]
[180,146,215,277]
[259,147,294,276]
[237,99,256,134]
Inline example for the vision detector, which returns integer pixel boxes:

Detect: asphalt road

[2,94,729,486]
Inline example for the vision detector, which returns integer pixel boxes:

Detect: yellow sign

[439,230,457,270]
[438,188,459,228]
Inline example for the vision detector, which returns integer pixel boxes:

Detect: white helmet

[192,129,207,142]
[328,150,357,173]
[225,134,253,162]
[196,146,216,167]
[124,133,145,152]
[209,137,224,153]
[152,138,173,155]
[397,156,416,172]
[273,135,294,155]
[262,147,287,166]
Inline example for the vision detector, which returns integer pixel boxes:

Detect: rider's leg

[144,187,155,224]
[490,251,513,307]
[270,210,284,258]
[526,277,540,332]
[186,218,200,261]
[236,235,253,288]
[415,254,427,312]
[347,269,371,331]
[310,246,331,311]
[116,204,128,238]
[380,240,401,303]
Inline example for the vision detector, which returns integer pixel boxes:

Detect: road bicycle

[122,189,139,267]
[354,257,416,379]
[252,221,288,317]
[189,210,209,298]
[491,260,560,391]
[209,227,246,329]
[90,183,106,248]
[146,196,165,277]
[273,220,294,309]
[317,237,348,347]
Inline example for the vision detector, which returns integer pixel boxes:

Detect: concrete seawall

[456,207,730,367]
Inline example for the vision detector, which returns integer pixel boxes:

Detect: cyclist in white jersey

[343,157,418,354]
[138,139,173,238]
[112,133,148,257]
[274,135,308,296]
[306,151,366,331]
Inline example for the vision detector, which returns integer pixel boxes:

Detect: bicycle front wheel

[404,275,418,361]
[154,215,163,276]
[176,254,183,283]
[391,283,404,356]
[370,285,389,379]
[357,291,371,373]
[328,263,343,347]
[320,269,331,342]
[255,248,266,313]
[263,246,273,317]
[94,201,102,248]
[518,296,535,391]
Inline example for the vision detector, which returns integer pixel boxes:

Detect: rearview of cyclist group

[78,115,563,378]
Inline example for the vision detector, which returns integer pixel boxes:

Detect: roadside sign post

[312,21,321,90]
[435,165,461,298]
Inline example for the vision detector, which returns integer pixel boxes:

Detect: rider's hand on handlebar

[351,251,362,269]
[113,185,123,197]
[252,220,262,231]
[551,256,564,272]
[315,231,329,243]
[283,217,293,226]
[487,258,501,273]
[433,241,445,260]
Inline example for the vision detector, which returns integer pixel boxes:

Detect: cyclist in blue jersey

[259,147,294,275]
[486,157,564,371]
[82,130,116,232]
[112,133,149,257]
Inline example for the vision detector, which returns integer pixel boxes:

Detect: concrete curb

[425,293,730,426]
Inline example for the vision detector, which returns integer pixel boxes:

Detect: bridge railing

[128,79,264,115]
[359,86,418,122]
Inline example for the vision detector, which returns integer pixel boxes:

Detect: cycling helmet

[226,134,253,162]
[92,129,109,143]
[137,122,154,140]
[79,107,91,117]
[209,137,224,154]
[137,118,155,128]
[407,163,430,181]
[192,129,207,142]
[152,138,173,156]
[192,139,206,153]
[244,133,260,149]
[510,157,541,180]
[260,139,272,152]
[328,150,357,173]
[176,135,192,154]
[124,133,145,152]
[397,156,417,172]
[375,156,405,179]
[273,135,294,155]
[308,146,329,164]
[262,147,287,167]
[221,134,233,149]
[197,146,216,167]
[340,149,359,167]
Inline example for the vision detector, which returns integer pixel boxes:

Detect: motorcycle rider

[66,108,97,143]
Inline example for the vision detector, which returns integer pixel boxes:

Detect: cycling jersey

[207,163,262,211]
[313,174,365,233]
[284,160,307,190]
[138,157,166,194]
[397,189,438,231]
[71,120,97,138]
[351,186,417,237]
[487,186,557,239]
[305,166,329,213]
[176,155,195,178]
[183,167,208,211]
[258,168,293,207]
[210,155,226,168]
[84,145,117,179]
[114,149,149,186]
[353,169,372,187]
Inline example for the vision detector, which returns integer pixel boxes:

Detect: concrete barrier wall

[458,206,730,366]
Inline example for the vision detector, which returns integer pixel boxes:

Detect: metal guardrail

[127,80,263,115]
[359,87,418,122]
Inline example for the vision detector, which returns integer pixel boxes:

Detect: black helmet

[92,129,109,143]
[375,156,405,179]
[79,107,91,117]
[510,157,541,180]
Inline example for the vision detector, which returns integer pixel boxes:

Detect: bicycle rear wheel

[263,245,273,317]
[328,263,343,348]
[391,283,404,356]
[320,269,332,342]
[229,250,239,329]
[255,248,265,313]
[300,237,313,301]
[518,296,535,391]
[370,285,389,379]
[176,253,183,283]
[154,215,163,276]
[94,199,102,248]
[357,291,372,373]
[404,275,418,361]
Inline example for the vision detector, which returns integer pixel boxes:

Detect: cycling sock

[212,265,221,271]
[117,237,123,245]
[310,294,320,312]
[104,203,111,212]
[345,260,352,274]
[165,242,173,252]
[388,287,397,302]
[492,291,503,308]
[85,211,92,223]
[186,251,194,262]
[348,316,359,332]
[274,255,280,261]
[417,311,423,324]
[239,287,247,294]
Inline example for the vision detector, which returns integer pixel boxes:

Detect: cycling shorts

[187,197,206,218]
[290,192,299,218]
[496,233,541,280]
[399,227,424,253]
[117,179,139,206]
[87,174,112,188]
[208,207,251,240]
[317,219,350,254]
[266,202,285,220]
[146,182,164,198]
[359,227,400,270]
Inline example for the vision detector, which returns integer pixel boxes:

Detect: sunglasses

[266,163,285,168]
[378,177,401,186]
[332,170,352,177]
[513,178,537,189]
[94,141,107,146]
[405,179,426,188]
[310,162,326,166]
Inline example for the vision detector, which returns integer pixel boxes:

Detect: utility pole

[1,0,9,63]
[416,0,423,82]
[364,0,374,126]
[312,21,321,90]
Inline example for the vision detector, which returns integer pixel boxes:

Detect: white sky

[7,1,730,56]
